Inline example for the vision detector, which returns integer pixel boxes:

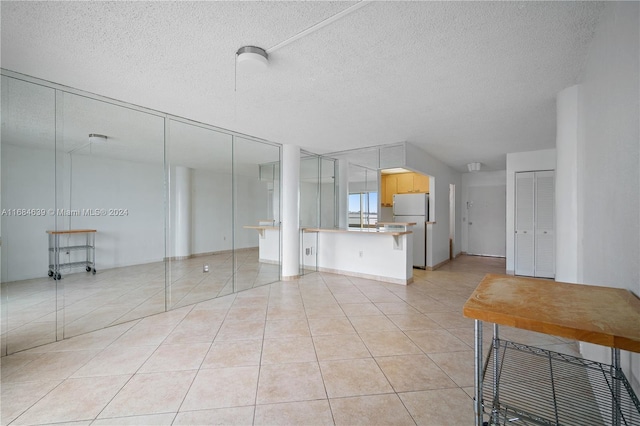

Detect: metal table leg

[474,319,483,426]
[612,347,621,426]
[492,324,500,425]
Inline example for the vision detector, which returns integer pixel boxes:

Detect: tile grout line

[171,292,236,422]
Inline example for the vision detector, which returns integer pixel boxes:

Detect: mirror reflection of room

[0,75,283,356]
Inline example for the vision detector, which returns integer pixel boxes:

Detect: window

[348,191,378,228]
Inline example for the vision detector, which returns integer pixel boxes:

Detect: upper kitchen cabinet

[380,172,429,207]
[396,173,414,193]
[413,173,430,193]
[383,174,397,206]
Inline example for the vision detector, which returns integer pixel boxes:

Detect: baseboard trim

[281,274,301,281]
[315,266,412,285]
[427,258,451,271]
[164,247,255,261]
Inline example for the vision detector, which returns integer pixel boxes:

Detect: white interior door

[467,185,506,256]
[534,171,555,278]
[515,171,555,278]
[515,172,535,276]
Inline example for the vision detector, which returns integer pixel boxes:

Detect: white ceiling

[1,1,605,172]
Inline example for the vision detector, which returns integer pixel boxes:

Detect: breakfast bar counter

[302,226,414,285]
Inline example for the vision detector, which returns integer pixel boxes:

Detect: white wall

[1,144,56,281]
[190,168,271,254]
[404,142,462,268]
[1,145,165,281]
[555,85,581,283]
[337,159,349,229]
[505,149,556,274]
[191,169,233,255]
[234,171,273,250]
[66,153,165,271]
[461,170,506,256]
[320,182,336,228]
[300,181,319,228]
[2,144,271,280]
[570,1,639,391]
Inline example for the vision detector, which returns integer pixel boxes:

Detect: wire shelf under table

[483,340,640,426]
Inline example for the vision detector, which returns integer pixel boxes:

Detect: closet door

[534,171,555,278]
[514,170,555,278]
[515,172,535,276]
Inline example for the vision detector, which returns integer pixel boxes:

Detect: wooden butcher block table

[463,274,640,426]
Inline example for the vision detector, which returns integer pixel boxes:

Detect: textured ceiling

[1,1,605,172]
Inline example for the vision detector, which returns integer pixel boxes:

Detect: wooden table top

[46,229,97,234]
[243,225,280,230]
[463,274,640,352]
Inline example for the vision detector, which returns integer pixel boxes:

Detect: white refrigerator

[393,193,428,269]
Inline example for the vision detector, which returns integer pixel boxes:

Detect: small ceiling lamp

[467,162,481,172]
[89,133,107,144]
[236,46,269,69]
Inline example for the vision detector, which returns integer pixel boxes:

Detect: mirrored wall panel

[348,164,379,228]
[1,72,284,355]
[300,153,337,274]
[57,92,166,338]
[233,136,280,292]
[1,76,57,354]
[300,153,320,275]
[166,119,234,309]
[300,153,320,229]
[320,157,337,229]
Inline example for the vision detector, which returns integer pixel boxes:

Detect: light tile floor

[1,255,580,425]
[2,249,279,353]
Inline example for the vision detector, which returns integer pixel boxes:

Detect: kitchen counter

[303,227,411,236]
[302,227,413,285]
[243,224,280,264]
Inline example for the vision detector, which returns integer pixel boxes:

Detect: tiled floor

[2,249,280,353]
[1,255,580,425]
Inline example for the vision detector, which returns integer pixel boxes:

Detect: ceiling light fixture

[467,162,482,172]
[236,46,269,68]
[89,133,107,144]
[68,133,107,154]
[234,46,269,92]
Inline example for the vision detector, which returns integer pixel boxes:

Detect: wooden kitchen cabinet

[413,173,430,193]
[381,172,430,207]
[382,174,397,206]
[396,173,414,193]
[396,172,430,194]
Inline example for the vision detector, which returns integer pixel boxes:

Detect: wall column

[337,159,349,229]
[281,144,300,279]
[555,85,581,283]
[174,166,192,259]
